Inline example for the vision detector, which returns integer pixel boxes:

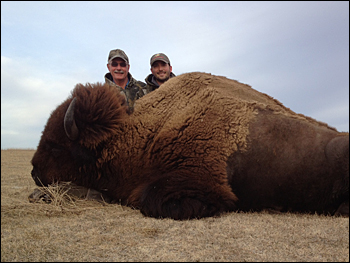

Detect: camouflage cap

[108,49,129,63]
[150,53,170,66]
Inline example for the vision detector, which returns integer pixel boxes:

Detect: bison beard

[29,72,349,219]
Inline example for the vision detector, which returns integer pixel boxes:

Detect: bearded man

[145,53,176,92]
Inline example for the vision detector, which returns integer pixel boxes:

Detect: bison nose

[31,168,43,186]
[31,167,36,179]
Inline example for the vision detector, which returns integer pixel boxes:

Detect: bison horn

[64,97,79,141]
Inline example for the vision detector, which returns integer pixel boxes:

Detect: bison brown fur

[30,72,349,219]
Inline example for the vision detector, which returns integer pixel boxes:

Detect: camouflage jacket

[144,72,176,93]
[104,72,148,110]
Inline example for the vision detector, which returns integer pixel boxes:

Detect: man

[105,49,147,111]
[145,53,176,92]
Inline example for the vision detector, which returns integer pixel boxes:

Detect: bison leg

[132,173,237,220]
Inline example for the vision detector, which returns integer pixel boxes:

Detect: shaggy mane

[71,82,129,149]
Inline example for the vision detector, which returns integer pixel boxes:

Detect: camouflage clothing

[104,72,148,110]
[144,72,176,93]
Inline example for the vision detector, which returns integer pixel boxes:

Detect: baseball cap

[150,53,170,66]
[108,49,129,63]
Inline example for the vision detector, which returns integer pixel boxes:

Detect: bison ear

[64,97,79,141]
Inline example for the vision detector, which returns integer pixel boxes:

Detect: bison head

[31,82,129,187]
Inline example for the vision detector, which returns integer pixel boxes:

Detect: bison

[30,72,349,219]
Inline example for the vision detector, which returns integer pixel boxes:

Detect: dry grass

[1,149,349,262]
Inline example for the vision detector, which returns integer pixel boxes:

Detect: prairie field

[1,149,349,262]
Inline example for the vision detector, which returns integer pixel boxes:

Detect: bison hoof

[28,188,52,203]
[140,197,217,220]
[335,201,349,216]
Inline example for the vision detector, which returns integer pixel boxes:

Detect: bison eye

[45,141,65,157]
[51,148,62,157]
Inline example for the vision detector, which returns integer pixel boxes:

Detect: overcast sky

[1,1,349,149]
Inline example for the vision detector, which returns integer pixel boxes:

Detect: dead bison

[30,72,349,219]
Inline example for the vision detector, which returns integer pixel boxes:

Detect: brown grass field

[1,149,349,262]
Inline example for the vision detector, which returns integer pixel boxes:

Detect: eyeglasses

[110,61,128,67]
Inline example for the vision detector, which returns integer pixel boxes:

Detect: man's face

[107,58,130,82]
[151,61,172,84]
